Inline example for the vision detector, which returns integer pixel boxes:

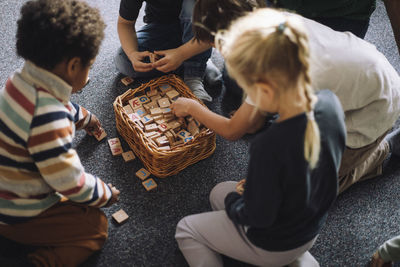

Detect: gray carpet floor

[0,1,400,266]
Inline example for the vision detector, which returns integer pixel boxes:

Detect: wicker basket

[113,74,216,178]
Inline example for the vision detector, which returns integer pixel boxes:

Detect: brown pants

[338,133,390,194]
[0,202,108,267]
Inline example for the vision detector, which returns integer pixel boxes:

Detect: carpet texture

[0,1,399,267]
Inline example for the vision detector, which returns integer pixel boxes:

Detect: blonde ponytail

[286,18,321,169]
[216,8,321,168]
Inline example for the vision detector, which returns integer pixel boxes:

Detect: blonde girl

[174,8,346,267]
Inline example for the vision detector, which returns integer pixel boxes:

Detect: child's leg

[176,181,316,266]
[0,202,108,267]
[338,133,390,193]
[209,181,237,211]
[115,23,182,78]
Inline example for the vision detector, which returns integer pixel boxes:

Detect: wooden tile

[108,138,121,148]
[128,113,141,122]
[123,105,134,114]
[142,178,157,191]
[165,131,175,144]
[178,117,187,128]
[141,115,154,125]
[134,108,146,118]
[92,127,107,141]
[153,115,163,121]
[155,136,169,146]
[150,94,162,101]
[150,132,162,141]
[145,123,158,132]
[177,130,191,140]
[166,89,180,101]
[172,139,184,147]
[150,107,163,116]
[146,89,158,97]
[155,119,165,125]
[144,131,158,138]
[136,168,151,180]
[159,84,173,95]
[149,53,159,63]
[183,136,194,143]
[122,151,135,162]
[138,95,150,104]
[158,98,170,108]
[128,97,141,110]
[147,101,159,109]
[167,120,181,131]
[158,123,169,133]
[158,146,170,151]
[110,146,123,156]
[121,76,134,86]
[188,120,200,136]
[112,209,129,224]
[162,108,172,115]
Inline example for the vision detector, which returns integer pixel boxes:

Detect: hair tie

[277,22,286,33]
[307,110,315,121]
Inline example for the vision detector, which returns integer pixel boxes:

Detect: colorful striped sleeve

[68,102,92,130]
[28,96,111,207]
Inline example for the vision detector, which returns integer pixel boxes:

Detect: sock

[184,76,212,102]
[204,60,222,89]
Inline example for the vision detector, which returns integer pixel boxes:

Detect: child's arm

[117,16,153,72]
[28,107,114,207]
[171,97,265,140]
[225,144,282,227]
[384,0,400,56]
[152,38,211,73]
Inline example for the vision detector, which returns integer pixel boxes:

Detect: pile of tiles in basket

[124,83,203,150]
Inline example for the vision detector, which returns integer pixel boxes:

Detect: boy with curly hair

[0,0,120,266]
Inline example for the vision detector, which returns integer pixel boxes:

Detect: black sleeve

[224,137,283,227]
[119,0,144,21]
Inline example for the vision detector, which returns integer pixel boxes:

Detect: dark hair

[192,0,266,43]
[16,0,105,70]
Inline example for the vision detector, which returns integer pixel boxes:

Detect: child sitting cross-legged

[0,0,120,266]
[174,9,346,267]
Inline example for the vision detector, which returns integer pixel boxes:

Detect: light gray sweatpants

[175,181,319,267]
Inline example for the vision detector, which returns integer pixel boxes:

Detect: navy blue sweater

[225,90,346,251]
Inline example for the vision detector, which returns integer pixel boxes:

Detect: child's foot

[204,59,222,90]
[384,128,400,156]
[184,77,212,103]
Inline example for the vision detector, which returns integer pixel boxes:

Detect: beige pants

[338,133,390,193]
[0,202,108,267]
[175,181,318,267]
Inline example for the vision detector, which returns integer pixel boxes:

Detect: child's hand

[106,183,120,207]
[128,51,154,72]
[153,48,184,73]
[85,114,101,136]
[370,251,393,267]
[236,179,246,195]
[171,97,196,117]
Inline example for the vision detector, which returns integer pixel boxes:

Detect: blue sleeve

[224,140,283,227]
[119,0,143,21]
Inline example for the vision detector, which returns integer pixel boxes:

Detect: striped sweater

[0,61,112,224]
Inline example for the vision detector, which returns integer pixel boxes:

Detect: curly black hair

[16,0,105,70]
[193,0,266,43]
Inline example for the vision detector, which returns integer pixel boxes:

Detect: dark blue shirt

[225,89,346,251]
[119,0,182,24]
